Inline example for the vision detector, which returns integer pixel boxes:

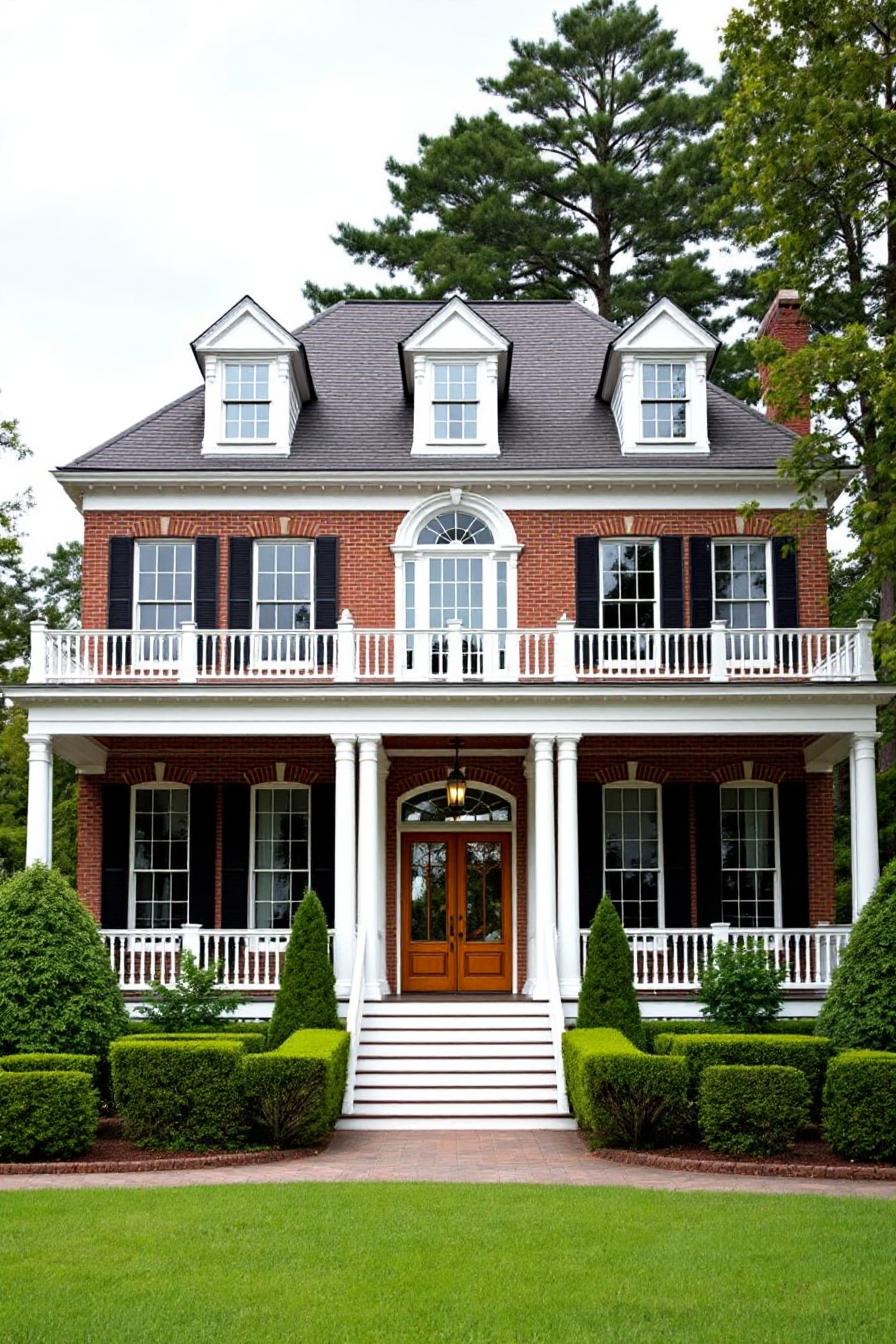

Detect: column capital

[556,734,582,756]
[331,733,358,751]
[852,731,881,759]
[24,733,52,758]
[531,733,556,761]
[357,734,382,760]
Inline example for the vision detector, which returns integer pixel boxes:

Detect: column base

[334,979,352,998]
[559,977,581,1000]
[363,979,386,1001]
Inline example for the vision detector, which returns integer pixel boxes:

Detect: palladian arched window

[394,495,519,680]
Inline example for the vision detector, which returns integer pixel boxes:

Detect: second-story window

[254,541,314,661]
[135,541,194,633]
[641,362,687,439]
[713,542,770,630]
[600,541,658,630]
[432,363,479,441]
[223,361,270,440]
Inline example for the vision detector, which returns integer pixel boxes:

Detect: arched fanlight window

[401,786,511,824]
[417,510,494,546]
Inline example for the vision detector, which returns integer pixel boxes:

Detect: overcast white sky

[1,0,736,565]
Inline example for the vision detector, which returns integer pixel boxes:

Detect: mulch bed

[594,1138,896,1182]
[0,1117,324,1176]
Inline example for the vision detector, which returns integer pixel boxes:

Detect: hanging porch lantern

[445,737,467,815]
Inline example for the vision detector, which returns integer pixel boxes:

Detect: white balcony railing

[31,617,876,686]
[579,924,852,993]
[103,926,334,992]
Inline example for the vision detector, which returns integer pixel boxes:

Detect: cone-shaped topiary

[267,890,339,1048]
[0,864,129,1057]
[817,857,896,1051]
[576,894,643,1047]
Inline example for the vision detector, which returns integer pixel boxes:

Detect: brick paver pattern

[2,1130,895,1197]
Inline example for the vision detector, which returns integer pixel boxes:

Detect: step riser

[355,1087,559,1103]
[361,1002,549,1017]
[362,1030,552,1045]
[337,1117,578,1131]
[357,1071,555,1086]
[356,1056,554,1073]
[362,1016,550,1032]
[351,1102,563,1117]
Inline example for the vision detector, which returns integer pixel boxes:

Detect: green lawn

[1,1182,893,1343]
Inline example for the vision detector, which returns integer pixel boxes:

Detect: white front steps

[339,999,576,1131]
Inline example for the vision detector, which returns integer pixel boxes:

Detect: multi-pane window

[135,542,194,632]
[255,541,313,632]
[603,786,662,928]
[641,362,687,439]
[432,363,478,440]
[600,541,657,629]
[131,787,189,928]
[720,785,777,927]
[252,786,311,928]
[418,510,493,545]
[713,542,770,630]
[223,362,270,440]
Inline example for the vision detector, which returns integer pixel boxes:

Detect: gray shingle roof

[63,300,795,474]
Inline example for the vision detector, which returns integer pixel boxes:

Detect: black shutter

[228,537,253,628]
[107,538,134,628]
[778,781,809,925]
[310,781,336,927]
[574,537,600,628]
[577,782,604,928]
[772,537,799,628]
[662,784,691,927]
[694,783,721,924]
[659,537,684,628]
[188,785,216,928]
[194,538,219,629]
[689,536,713,627]
[314,537,339,630]
[101,783,131,927]
[221,784,250,927]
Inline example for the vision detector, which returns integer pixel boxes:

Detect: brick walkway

[2,1130,895,1197]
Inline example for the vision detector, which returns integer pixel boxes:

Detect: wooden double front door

[401,832,512,992]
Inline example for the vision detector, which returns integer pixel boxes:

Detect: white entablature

[399,297,510,458]
[192,295,315,457]
[599,297,720,456]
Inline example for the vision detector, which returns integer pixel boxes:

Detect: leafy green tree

[577,894,643,1046]
[0,392,36,674]
[268,892,339,1048]
[0,864,128,1057]
[720,1,896,691]
[817,857,896,1050]
[137,951,245,1031]
[698,938,786,1030]
[306,1,752,386]
[34,541,83,629]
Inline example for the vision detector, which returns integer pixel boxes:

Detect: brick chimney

[756,289,810,435]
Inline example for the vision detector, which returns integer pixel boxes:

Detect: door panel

[401,832,512,992]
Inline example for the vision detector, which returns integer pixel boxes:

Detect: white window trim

[718,780,782,927]
[220,359,275,446]
[598,538,660,630]
[638,360,690,444]
[429,359,482,446]
[711,538,774,628]
[411,355,501,457]
[252,538,316,631]
[248,782,312,931]
[128,782,191,930]
[132,539,196,630]
[601,782,665,929]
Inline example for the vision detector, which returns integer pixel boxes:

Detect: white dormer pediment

[192,296,314,457]
[599,298,719,456]
[400,297,510,457]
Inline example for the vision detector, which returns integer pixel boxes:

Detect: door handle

[449,915,455,937]
[457,923,465,940]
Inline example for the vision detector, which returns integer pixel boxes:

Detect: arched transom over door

[399,785,513,992]
[393,495,520,681]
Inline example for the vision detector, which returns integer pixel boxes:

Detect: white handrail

[546,935,570,1113]
[342,926,367,1116]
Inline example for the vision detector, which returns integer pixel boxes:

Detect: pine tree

[577,894,643,1047]
[267,891,339,1048]
[305,0,749,384]
[817,858,896,1052]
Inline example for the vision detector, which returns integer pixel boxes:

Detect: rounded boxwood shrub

[698,1064,810,1157]
[655,1032,831,1107]
[110,1038,248,1151]
[0,1053,99,1086]
[0,1071,98,1161]
[822,1050,896,1163]
[0,865,128,1058]
[268,891,339,1049]
[817,858,896,1051]
[577,895,643,1047]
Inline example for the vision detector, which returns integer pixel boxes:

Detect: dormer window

[433,363,479,441]
[223,362,271,440]
[641,362,687,440]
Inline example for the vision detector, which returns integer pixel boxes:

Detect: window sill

[201,441,291,457]
[621,441,709,455]
[411,441,500,457]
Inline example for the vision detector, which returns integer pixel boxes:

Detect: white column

[531,734,556,998]
[357,734,383,999]
[376,744,390,992]
[25,733,53,867]
[523,751,537,995]
[851,732,880,917]
[556,734,581,998]
[331,735,357,996]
